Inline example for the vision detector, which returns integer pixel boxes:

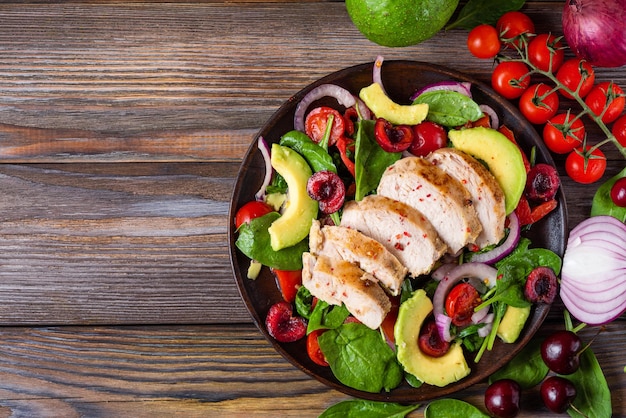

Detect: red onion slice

[435,313,454,342]
[431,263,457,281]
[479,104,500,129]
[471,305,490,324]
[373,55,386,95]
[477,313,495,338]
[411,81,472,101]
[293,84,357,132]
[254,136,273,201]
[470,212,521,264]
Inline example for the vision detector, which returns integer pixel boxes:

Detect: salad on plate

[230,57,564,399]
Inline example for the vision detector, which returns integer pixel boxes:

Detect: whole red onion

[562,0,626,67]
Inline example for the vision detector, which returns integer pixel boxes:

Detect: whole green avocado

[346,0,460,47]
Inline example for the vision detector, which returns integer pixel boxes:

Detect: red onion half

[562,0,626,68]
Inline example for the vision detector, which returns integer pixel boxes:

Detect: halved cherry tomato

[498,126,531,172]
[556,59,595,99]
[585,81,626,124]
[418,317,450,357]
[565,146,607,184]
[467,24,501,59]
[519,83,559,125]
[527,33,565,72]
[304,106,346,146]
[273,269,302,303]
[307,329,329,366]
[542,113,585,154]
[445,282,481,327]
[491,61,531,100]
[234,200,274,229]
[496,11,535,47]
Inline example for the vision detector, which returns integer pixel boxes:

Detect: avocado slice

[359,83,429,125]
[267,144,319,251]
[497,305,531,344]
[394,289,470,387]
[448,127,527,214]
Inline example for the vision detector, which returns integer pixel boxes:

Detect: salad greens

[424,399,488,418]
[413,90,484,127]
[280,130,337,174]
[488,337,549,389]
[591,167,626,222]
[445,0,526,30]
[318,400,419,418]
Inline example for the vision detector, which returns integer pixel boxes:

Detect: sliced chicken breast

[377,156,482,254]
[341,195,447,277]
[302,252,391,329]
[309,220,407,295]
[427,148,506,248]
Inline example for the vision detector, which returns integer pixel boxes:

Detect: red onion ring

[411,81,472,101]
[293,84,356,132]
[435,313,454,342]
[479,104,500,129]
[254,136,273,201]
[373,55,386,95]
[470,212,521,264]
[431,263,457,281]
[477,313,494,338]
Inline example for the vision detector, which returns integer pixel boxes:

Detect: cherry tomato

[611,177,626,207]
[565,146,607,184]
[234,200,274,229]
[445,282,481,327]
[304,106,346,145]
[273,269,302,303]
[519,83,559,125]
[528,34,565,72]
[542,113,585,154]
[409,121,447,156]
[556,59,595,99]
[611,114,626,147]
[496,11,535,47]
[467,24,501,59]
[585,81,626,124]
[306,329,329,366]
[491,61,531,99]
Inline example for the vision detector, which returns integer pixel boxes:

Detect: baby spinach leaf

[354,120,401,201]
[306,300,350,334]
[424,399,488,418]
[318,322,403,393]
[566,348,611,418]
[488,338,549,389]
[591,167,626,222]
[446,0,526,30]
[235,212,307,270]
[318,400,419,418]
[280,130,337,174]
[294,285,314,319]
[413,90,483,127]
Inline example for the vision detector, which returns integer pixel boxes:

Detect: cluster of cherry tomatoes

[467,11,626,184]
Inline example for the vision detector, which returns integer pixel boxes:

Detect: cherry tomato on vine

[445,282,481,327]
[556,59,595,99]
[235,200,274,229]
[611,177,626,207]
[496,11,535,47]
[467,24,501,59]
[585,81,626,124]
[565,146,607,184]
[611,114,626,147]
[491,61,531,99]
[519,83,560,125]
[542,113,585,154]
[306,329,329,366]
[304,106,346,145]
[409,121,448,156]
[528,33,565,72]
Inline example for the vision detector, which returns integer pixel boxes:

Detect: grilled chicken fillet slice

[302,252,391,329]
[341,195,446,277]
[309,220,407,296]
[377,156,482,254]
[427,148,506,248]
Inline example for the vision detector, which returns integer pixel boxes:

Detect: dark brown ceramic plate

[228,60,567,402]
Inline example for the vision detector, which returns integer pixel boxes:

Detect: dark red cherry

[541,376,577,413]
[265,301,306,343]
[374,118,414,153]
[484,379,521,418]
[306,170,345,214]
[418,316,450,357]
[524,266,558,304]
[525,163,560,202]
[541,330,582,375]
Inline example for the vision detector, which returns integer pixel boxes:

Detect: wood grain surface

[0,1,624,416]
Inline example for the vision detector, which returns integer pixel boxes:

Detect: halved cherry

[374,118,414,153]
[306,170,345,214]
[525,266,558,304]
[265,301,307,343]
[418,316,450,357]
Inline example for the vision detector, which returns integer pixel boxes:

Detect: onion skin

[562,0,626,68]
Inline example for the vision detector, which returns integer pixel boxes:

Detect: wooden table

[0,1,623,416]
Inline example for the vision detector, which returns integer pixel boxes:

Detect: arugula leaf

[354,120,401,201]
[591,167,626,222]
[235,212,308,270]
[319,400,419,418]
[318,322,403,393]
[413,90,483,127]
[488,337,549,389]
[425,399,489,418]
[566,348,612,418]
[446,0,526,30]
